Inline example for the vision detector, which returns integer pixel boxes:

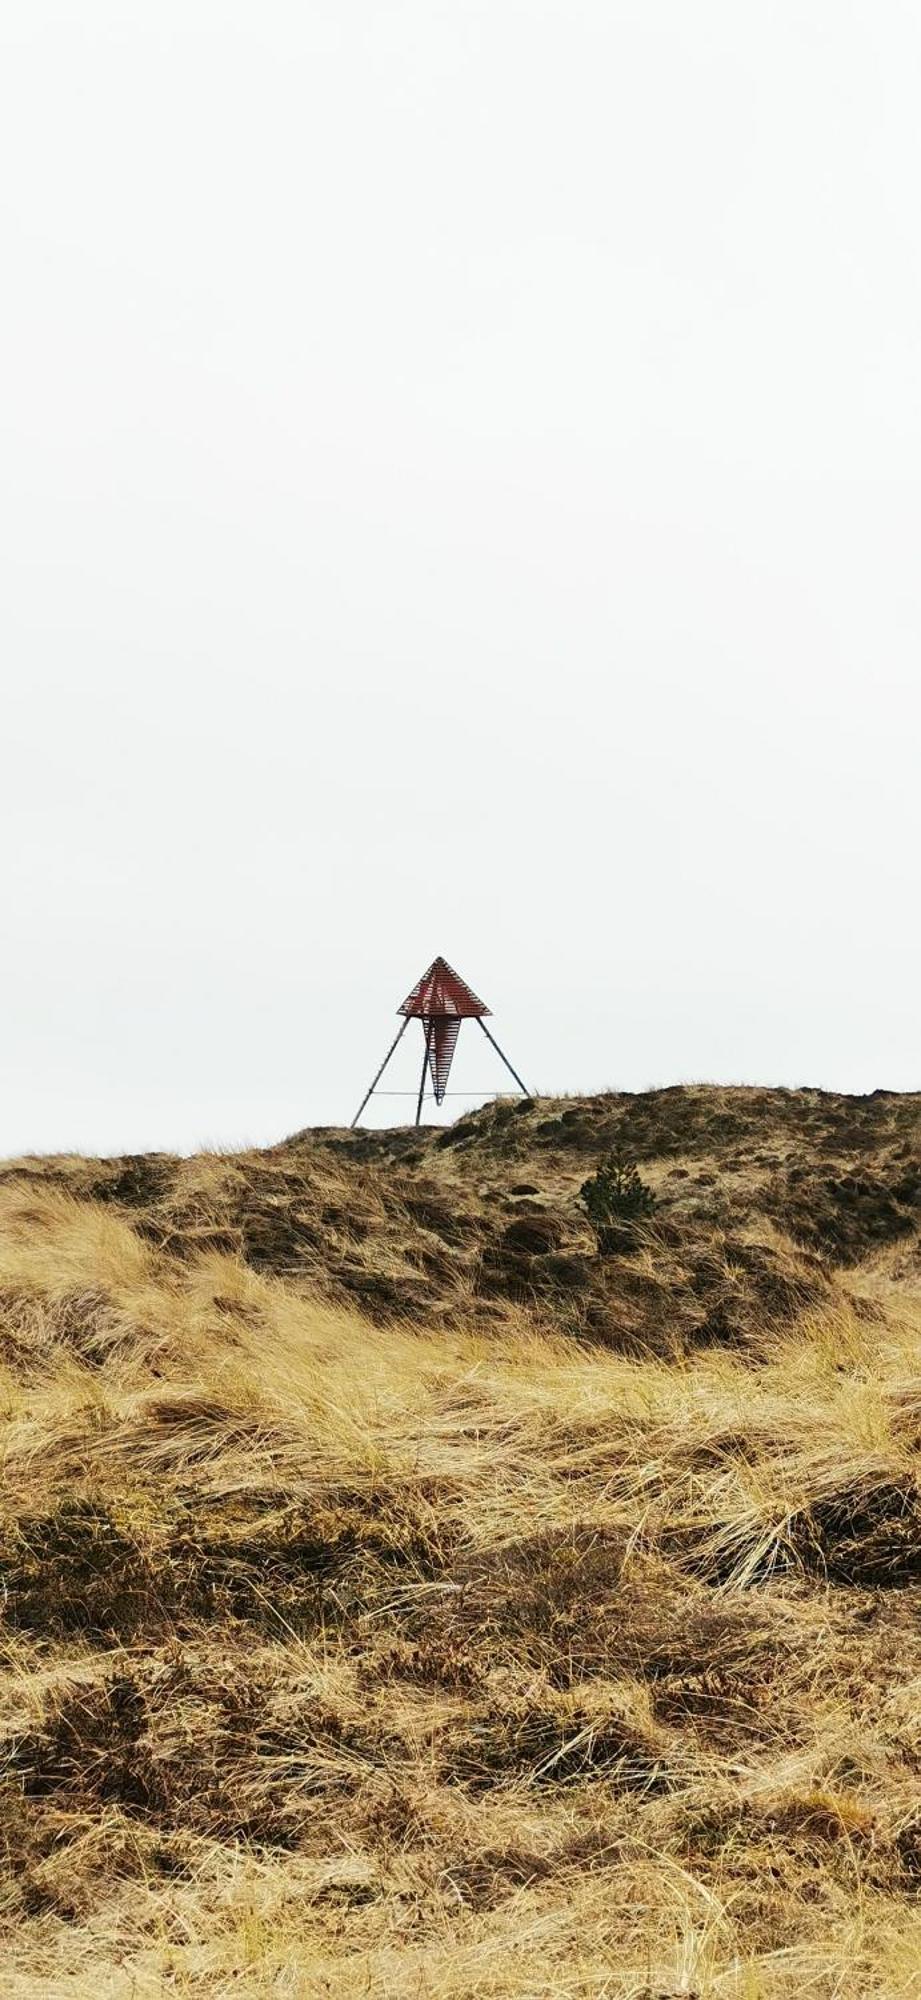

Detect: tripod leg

[415,1021,434,1125]
[476,1017,531,1096]
[350,1017,410,1127]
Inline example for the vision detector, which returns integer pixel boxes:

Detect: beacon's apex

[399,956,490,1021]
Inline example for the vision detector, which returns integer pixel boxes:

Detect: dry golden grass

[0,1092,920,1997]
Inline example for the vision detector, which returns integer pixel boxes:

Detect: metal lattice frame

[350,956,531,1127]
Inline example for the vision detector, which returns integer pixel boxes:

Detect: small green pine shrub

[578,1151,657,1253]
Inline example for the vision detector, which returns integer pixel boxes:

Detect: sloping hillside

[0,1088,919,1997]
[13,1083,921,1340]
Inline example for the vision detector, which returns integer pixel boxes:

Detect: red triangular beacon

[398,956,489,1023]
[350,956,531,1127]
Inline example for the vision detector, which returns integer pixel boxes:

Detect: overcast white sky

[2,2,919,1156]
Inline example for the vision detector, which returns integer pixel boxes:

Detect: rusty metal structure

[350,956,531,1127]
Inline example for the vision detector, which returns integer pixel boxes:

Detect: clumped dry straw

[0,1087,919,1997]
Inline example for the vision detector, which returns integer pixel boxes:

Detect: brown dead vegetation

[0,1086,919,1995]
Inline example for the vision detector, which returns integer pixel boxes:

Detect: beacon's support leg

[350,1017,410,1128]
[476,1017,531,1097]
[415,1021,434,1126]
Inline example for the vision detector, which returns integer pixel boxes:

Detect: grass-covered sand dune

[1,1088,920,1996]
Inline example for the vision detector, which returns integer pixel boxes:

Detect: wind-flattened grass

[0,1098,919,1995]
